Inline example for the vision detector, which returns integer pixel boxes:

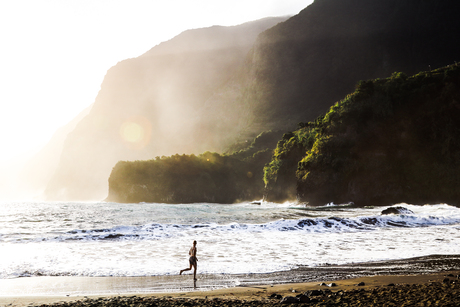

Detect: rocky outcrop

[265,63,460,206]
[381,206,414,215]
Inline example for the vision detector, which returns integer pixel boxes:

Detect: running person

[180,240,198,280]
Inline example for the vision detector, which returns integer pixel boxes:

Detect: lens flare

[120,122,144,143]
[119,116,152,150]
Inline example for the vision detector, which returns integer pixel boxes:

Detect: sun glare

[119,117,152,150]
[120,122,144,143]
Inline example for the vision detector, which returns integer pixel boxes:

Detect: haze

[0,0,312,200]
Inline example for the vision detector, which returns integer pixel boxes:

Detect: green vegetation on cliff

[107,131,283,203]
[264,63,460,206]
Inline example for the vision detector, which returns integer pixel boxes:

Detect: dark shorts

[189,256,197,266]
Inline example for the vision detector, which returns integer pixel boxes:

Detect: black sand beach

[1,255,460,306]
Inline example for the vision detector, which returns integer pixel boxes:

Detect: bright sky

[0,0,312,165]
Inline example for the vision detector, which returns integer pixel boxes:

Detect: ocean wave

[3,202,460,280]
[27,210,460,243]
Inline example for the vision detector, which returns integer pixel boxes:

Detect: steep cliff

[265,63,460,206]
[200,0,460,136]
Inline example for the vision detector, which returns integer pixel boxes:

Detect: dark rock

[305,290,324,296]
[443,278,452,283]
[381,206,414,215]
[357,282,366,286]
[280,296,300,304]
[269,293,282,299]
[103,233,124,239]
[298,295,311,303]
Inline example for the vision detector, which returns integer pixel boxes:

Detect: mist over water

[1,201,460,280]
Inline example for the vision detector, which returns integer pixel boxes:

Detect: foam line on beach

[1,254,460,298]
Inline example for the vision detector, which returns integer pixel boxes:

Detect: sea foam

[1,201,460,278]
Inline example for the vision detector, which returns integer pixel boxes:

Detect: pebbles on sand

[36,278,460,307]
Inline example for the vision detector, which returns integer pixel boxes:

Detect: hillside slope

[265,63,460,206]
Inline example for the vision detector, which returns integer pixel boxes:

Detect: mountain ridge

[42,17,288,200]
[40,0,460,201]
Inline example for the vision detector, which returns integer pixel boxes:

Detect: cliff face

[182,0,460,163]
[240,0,460,131]
[44,18,287,200]
[265,64,460,206]
[45,0,460,201]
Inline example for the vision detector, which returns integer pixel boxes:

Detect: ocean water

[1,201,460,280]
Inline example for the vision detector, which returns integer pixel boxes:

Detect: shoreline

[2,254,460,306]
[1,271,460,306]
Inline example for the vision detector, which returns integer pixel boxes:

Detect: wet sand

[2,272,460,306]
[2,255,460,306]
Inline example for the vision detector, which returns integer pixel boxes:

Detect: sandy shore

[2,254,460,306]
[1,271,460,306]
